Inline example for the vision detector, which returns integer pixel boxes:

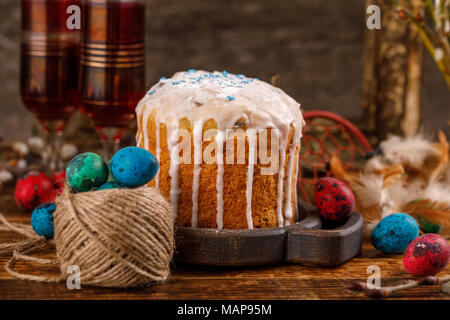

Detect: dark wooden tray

[175,201,364,266]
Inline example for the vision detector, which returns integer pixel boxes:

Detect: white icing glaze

[168,128,180,220]
[142,106,152,150]
[276,138,287,227]
[135,70,304,228]
[246,130,256,229]
[136,123,142,147]
[216,131,225,229]
[293,147,300,221]
[283,145,296,226]
[191,120,202,228]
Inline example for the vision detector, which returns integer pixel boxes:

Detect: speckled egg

[98,181,127,190]
[52,170,66,190]
[314,177,355,221]
[110,147,158,187]
[403,234,450,276]
[371,213,420,253]
[31,202,56,239]
[66,152,109,192]
[15,172,55,210]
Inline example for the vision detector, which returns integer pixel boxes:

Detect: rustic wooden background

[0,0,448,143]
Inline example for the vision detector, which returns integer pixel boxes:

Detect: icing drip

[276,133,287,227]
[216,131,225,229]
[136,124,142,147]
[135,107,143,147]
[155,120,161,190]
[141,107,152,151]
[168,129,180,220]
[246,130,256,229]
[283,144,296,226]
[293,146,300,221]
[191,121,202,228]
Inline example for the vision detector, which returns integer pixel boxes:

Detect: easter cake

[136,70,304,229]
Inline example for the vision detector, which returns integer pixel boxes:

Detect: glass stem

[41,119,65,175]
[98,126,123,161]
[43,129,53,176]
[101,137,120,161]
[54,130,63,172]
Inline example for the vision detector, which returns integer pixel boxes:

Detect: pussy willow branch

[424,0,437,23]
[346,275,450,298]
[387,0,450,88]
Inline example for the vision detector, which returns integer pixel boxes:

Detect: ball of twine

[53,186,174,288]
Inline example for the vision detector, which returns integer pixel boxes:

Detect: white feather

[365,134,440,172]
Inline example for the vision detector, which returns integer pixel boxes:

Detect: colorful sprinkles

[148,70,258,100]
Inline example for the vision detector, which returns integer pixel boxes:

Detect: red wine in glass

[79,0,146,159]
[20,0,81,173]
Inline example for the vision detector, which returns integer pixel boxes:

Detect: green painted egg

[66,152,109,192]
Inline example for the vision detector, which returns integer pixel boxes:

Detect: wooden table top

[0,187,448,300]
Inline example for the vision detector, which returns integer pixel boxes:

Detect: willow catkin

[53,186,174,288]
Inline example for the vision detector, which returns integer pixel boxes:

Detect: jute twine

[0,186,174,288]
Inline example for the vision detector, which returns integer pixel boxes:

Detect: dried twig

[388,0,450,88]
[346,275,450,299]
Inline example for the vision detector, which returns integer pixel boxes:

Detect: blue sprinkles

[149,70,257,97]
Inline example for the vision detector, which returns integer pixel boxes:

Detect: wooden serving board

[175,201,364,266]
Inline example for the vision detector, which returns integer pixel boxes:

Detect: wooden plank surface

[0,187,448,300]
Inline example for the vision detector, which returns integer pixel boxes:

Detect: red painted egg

[47,188,61,203]
[52,170,66,190]
[314,177,355,221]
[14,172,54,210]
[403,234,450,276]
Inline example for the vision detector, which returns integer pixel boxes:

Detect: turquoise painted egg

[31,202,56,239]
[371,213,420,253]
[98,181,127,190]
[66,152,109,192]
[110,147,158,187]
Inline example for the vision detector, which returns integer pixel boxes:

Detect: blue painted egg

[31,202,56,239]
[98,181,127,190]
[371,213,420,253]
[110,147,158,187]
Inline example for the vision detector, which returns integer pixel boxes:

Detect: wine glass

[20,0,81,173]
[79,0,146,159]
